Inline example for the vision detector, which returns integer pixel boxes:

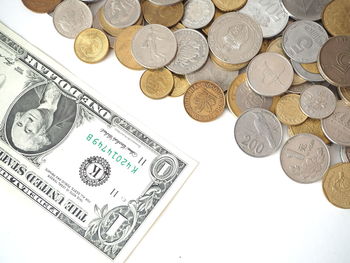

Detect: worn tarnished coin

[338,87,350,105]
[282,21,328,63]
[132,24,177,69]
[281,0,332,21]
[275,94,307,125]
[321,100,350,146]
[202,8,224,36]
[322,0,350,36]
[341,146,350,162]
[239,0,288,38]
[186,57,238,92]
[140,68,174,99]
[115,25,144,70]
[247,52,294,97]
[212,0,247,11]
[183,81,225,122]
[22,0,62,13]
[234,108,283,157]
[181,0,215,29]
[74,28,109,63]
[291,60,324,82]
[300,85,337,119]
[210,53,249,71]
[167,29,209,75]
[170,74,190,97]
[208,12,263,64]
[323,163,350,209]
[149,0,183,6]
[317,36,350,87]
[104,0,141,28]
[281,133,330,183]
[53,0,93,39]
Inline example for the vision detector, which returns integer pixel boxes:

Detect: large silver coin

[247,52,293,97]
[149,0,183,6]
[181,0,215,29]
[103,0,141,28]
[282,21,328,63]
[167,29,208,75]
[131,24,177,69]
[234,108,283,158]
[53,0,93,39]
[291,60,324,82]
[299,85,337,119]
[280,133,330,183]
[281,0,332,21]
[341,146,350,162]
[208,12,263,64]
[322,100,350,146]
[186,57,238,92]
[239,0,289,38]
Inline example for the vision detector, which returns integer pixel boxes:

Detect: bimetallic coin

[322,0,350,36]
[239,0,288,38]
[321,100,350,146]
[275,94,308,125]
[181,0,215,29]
[291,60,324,82]
[208,12,263,64]
[299,85,337,119]
[132,24,177,69]
[281,134,330,183]
[183,81,225,122]
[234,108,283,157]
[338,87,350,105]
[104,0,141,29]
[282,21,328,63]
[300,63,320,74]
[212,0,247,11]
[53,0,93,39]
[170,74,190,97]
[247,52,294,97]
[140,69,174,99]
[341,146,350,162]
[281,0,332,21]
[22,0,61,13]
[148,0,183,6]
[167,29,209,75]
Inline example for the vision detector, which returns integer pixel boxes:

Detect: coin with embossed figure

[212,0,247,11]
[276,94,307,125]
[22,0,62,13]
[149,0,183,6]
[322,0,350,36]
[140,68,174,99]
[181,0,215,29]
[291,60,324,82]
[281,0,332,21]
[104,0,141,29]
[341,146,350,163]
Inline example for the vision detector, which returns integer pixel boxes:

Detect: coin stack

[23,0,350,209]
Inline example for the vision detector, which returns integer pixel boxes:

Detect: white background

[1,1,350,263]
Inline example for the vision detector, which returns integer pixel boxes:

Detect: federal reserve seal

[79,156,111,187]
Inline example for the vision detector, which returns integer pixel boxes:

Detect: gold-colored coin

[210,53,248,71]
[289,118,331,145]
[300,62,320,74]
[322,0,350,36]
[171,23,185,32]
[212,0,247,11]
[140,69,174,99]
[260,39,271,53]
[275,94,308,125]
[184,81,225,122]
[202,8,224,35]
[338,87,350,104]
[170,74,190,97]
[142,1,184,28]
[22,0,61,13]
[323,163,350,209]
[115,25,144,70]
[74,28,109,64]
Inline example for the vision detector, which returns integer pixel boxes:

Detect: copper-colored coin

[202,8,224,36]
[301,62,320,74]
[142,1,184,28]
[322,0,350,36]
[338,86,350,104]
[212,0,247,12]
[184,81,225,122]
[140,69,174,99]
[115,25,144,70]
[275,94,308,125]
[170,74,190,97]
[74,28,109,64]
[22,0,61,13]
[323,163,350,209]
[210,53,248,71]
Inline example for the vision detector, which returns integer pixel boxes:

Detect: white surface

[0,1,350,263]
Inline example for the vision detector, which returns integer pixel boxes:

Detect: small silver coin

[247,52,294,97]
[280,133,330,183]
[282,20,328,63]
[299,85,337,119]
[234,108,283,158]
[291,60,324,82]
[341,146,350,162]
[322,100,350,146]
[181,0,215,29]
[104,0,141,28]
[149,0,183,6]
[186,57,238,92]
[239,0,289,38]
[132,24,177,69]
[53,0,93,39]
[167,29,209,75]
[281,0,332,21]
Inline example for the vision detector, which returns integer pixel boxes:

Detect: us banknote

[0,22,197,262]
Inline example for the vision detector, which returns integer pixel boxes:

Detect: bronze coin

[22,0,62,13]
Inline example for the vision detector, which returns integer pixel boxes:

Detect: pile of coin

[23,0,350,209]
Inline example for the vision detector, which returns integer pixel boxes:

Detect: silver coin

[131,24,177,69]
[181,0,215,29]
[291,60,324,82]
[288,82,313,94]
[53,0,93,39]
[280,133,330,183]
[166,29,208,75]
[247,52,293,97]
[234,108,283,158]
[103,0,141,29]
[89,0,106,15]
[341,146,350,162]
[185,57,238,92]
[149,0,183,6]
[83,0,104,3]
[106,33,116,49]
[281,0,332,21]
[208,12,263,64]
[299,85,337,119]
[92,10,104,30]
[321,100,350,146]
[239,0,289,38]
[282,21,328,63]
